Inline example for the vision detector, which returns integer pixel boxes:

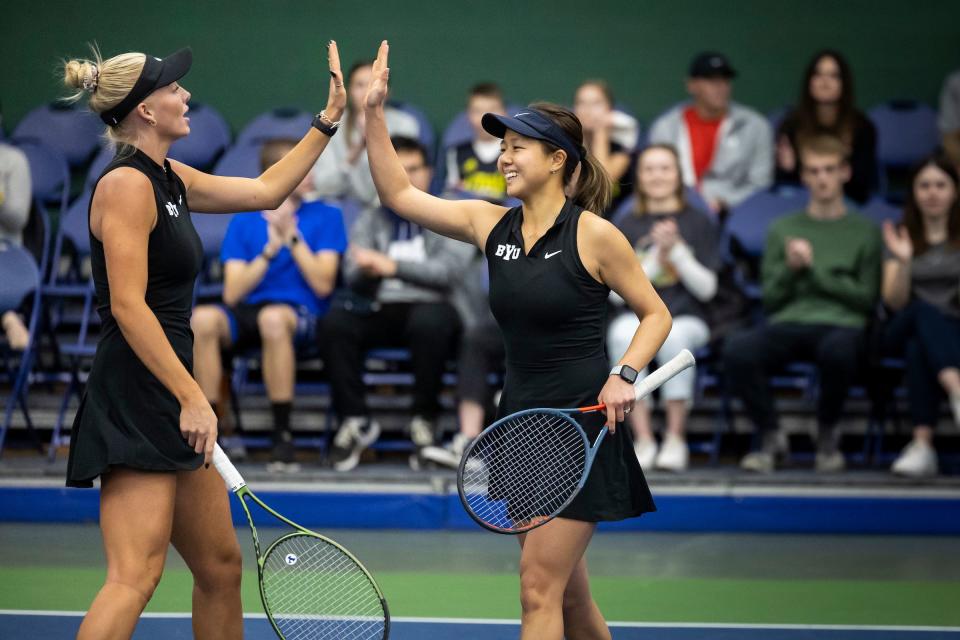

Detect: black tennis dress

[66,147,204,488]
[485,198,655,521]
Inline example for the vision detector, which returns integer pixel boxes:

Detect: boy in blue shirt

[191,139,347,468]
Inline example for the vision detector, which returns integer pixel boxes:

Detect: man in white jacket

[648,52,773,215]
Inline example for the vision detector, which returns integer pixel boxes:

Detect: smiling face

[637,146,683,204]
[142,80,191,139]
[497,131,565,200]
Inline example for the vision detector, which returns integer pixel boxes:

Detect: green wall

[3,0,958,136]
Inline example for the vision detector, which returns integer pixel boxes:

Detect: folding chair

[0,243,44,456]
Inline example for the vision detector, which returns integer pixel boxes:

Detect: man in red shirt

[650,52,773,216]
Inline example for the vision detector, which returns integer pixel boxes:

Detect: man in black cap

[649,51,772,216]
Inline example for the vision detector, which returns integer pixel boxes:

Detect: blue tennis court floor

[2,612,959,639]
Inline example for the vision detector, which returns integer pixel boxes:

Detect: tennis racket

[458,349,696,534]
[212,444,390,639]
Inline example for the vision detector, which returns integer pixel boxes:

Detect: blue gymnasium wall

[3,0,959,134]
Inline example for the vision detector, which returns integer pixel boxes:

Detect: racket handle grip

[634,349,696,402]
[212,443,247,492]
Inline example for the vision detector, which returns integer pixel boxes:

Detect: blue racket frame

[457,407,609,535]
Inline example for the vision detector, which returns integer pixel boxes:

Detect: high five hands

[364,40,390,110]
[326,40,348,121]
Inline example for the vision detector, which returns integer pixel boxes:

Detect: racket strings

[461,411,588,531]
[261,533,386,640]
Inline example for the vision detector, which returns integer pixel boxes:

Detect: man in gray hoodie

[322,137,473,471]
[648,52,773,216]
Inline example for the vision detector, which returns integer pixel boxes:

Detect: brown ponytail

[528,101,613,215]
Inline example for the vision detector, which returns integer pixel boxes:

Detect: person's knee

[106,551,167,601]
[191,306,226,342]
[257,306,295,343]
[192,538,243,594]
[519,565,559,614]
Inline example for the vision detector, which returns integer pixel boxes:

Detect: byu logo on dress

[165,202,180,218]
[495,243,521,261]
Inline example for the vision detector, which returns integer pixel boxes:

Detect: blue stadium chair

[726,188,809,257]
[85,145,115,189]
[12,103,103,168]
[0,243,44,457]
[868,100,939,169]
[860,196,902,227]
[168,102,232,170]
[39,190,101,460]
[214,142,263,178]
[13,139,70,280]
[191,211,235,300]
[609,187,713,227]
[13,139,70,213]
[389,101,436,163]
[235,108,312,146]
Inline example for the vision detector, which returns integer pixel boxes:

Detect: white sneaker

[330,417,381,472]
[891,440,938,477]
[740,451,775,473]
[655,435,689,472]
[410,416,436,448]
[815,450,846,473]
[421,432,471,469]
[633,437,658,470]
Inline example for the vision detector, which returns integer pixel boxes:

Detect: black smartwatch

[311,111,340,137]
[610,364,639,384]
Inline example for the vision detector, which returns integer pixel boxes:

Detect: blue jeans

[882,300,960,427]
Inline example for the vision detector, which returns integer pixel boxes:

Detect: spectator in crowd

[322,136,473,472]
[190,139,346,468]
[775,50,878,204]
[939,69,960,170]
[420,249,505,469]
[444,83,509,203]
[648,51,773,216]
[881,155,960,477]
[608,144,721,471]
[1,141,33,350]
[573,80,636,213]
[312,59,420,206]
[723,135,882,473]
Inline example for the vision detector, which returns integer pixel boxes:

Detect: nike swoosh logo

[545,250,562,259]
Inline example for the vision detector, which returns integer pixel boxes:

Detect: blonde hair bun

[64,59,99,93]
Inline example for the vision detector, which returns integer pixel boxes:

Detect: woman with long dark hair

[776,50,878,203]
[362,41,671,639]
[881,155,960,476]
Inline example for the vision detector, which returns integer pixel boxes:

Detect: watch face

[621,365,638,383]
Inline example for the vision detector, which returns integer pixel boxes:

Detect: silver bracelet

[319,110,341,128]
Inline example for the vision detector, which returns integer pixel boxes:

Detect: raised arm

[171,41,348,214]
[92,168,217,463]
[363,41,506,248]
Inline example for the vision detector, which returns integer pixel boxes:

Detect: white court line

[1,610,958,632]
